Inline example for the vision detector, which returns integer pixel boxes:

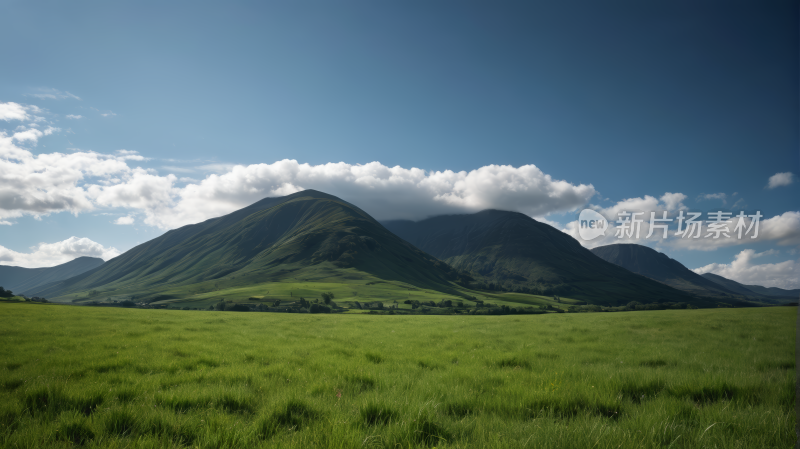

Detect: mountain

[741,284,799,299]
[697,273,761,297]
[31,190,466,301]
[0,257,104,296]
[382,210,702,306]
[700,273,799,300]
[589,244,741,298]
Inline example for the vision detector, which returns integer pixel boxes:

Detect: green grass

[67,275,580,312]
[0,302,794,448]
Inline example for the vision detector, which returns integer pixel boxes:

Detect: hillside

[700,273,799,300]
[31,191,467,302]
[0,257,104,295]
[382,210,703,306]
[590,244,740,298]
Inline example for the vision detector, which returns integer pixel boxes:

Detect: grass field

[0,303,794,448]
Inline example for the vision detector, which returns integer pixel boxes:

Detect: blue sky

[1,1,798,287]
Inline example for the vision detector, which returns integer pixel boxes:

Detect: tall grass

[0,303,794,448]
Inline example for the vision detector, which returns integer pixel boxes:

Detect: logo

[578,209,608,240]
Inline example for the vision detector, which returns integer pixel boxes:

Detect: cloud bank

[0,101,597,229]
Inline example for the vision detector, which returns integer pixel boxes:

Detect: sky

[1,1,798,288]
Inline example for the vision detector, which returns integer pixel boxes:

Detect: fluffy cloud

[0,237,119,268]
[0,150,596,229]
[0,117,139,222]
[693,249,800,290]
[667,211,800,251]
[563,191,800,251]
[0,105,598,228]
[767,172,794,189]
[66,114,83,120]
[131,161,594,228]
[114,215,134,225]
[562,192,687,248]
[0,102,29,121]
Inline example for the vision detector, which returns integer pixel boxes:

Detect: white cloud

[562,192,687,249]
[134,160,596,229]
[0,112,598,230]
[0,102,29,121]
[697,192,727,204]
[562,188,800,251]
[29,88,81,100]
[114,149,146,161]
[693,249,800,290]
[0,237,119,268]
[114,215,135,225]
[11,128,43,143]
[65,114,83,120]
[767,172,794,189]
[101,112,116,117]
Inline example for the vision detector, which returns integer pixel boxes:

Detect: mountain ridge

[0,257,105,295]
[589,243,741,298]
[31,190,467,301]
[382,210,702,306]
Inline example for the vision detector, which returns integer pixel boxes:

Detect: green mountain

[382,210,703,306]
[0,257,104,296]
[34,190,467,301]
[590,244,741,298]
[700,273,799,300]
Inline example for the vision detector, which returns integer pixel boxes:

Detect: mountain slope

[741,284,799,299]
[590,244,740,298]
[34,190,465,301]
[382,210,702,306]
[0,257,104,295]
[700,273,799,300]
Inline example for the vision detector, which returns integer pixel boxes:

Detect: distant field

[60,274,583,312]
[0,303,794,448]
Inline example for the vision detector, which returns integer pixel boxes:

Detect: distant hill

[0,257,104,296]
[590,244,741,298]
[31,190,466,301]
[382,211,702,306]
[697,273,761,297]
[700,273,799,300]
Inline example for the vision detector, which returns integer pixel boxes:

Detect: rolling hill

[589,244,741,298]
[0,257,104,296]
[382,210,704,306]
[31,190,467,302]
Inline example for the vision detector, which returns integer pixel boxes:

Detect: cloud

[65,114,83,120]
[697,192,727,204]
[101,112,117,117]
[0,113,597,229]
[114,215,134,225]
[0,111,135,222]
[114,149,146,161]
[0,102,29,121]
[562,191,800,251]
[0,237,119,269]
[29,88,81,100]
[562,192,687,249]
[693,249,800,290]
[767,172,794,189]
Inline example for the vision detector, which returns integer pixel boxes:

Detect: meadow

[0,302,795,448]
